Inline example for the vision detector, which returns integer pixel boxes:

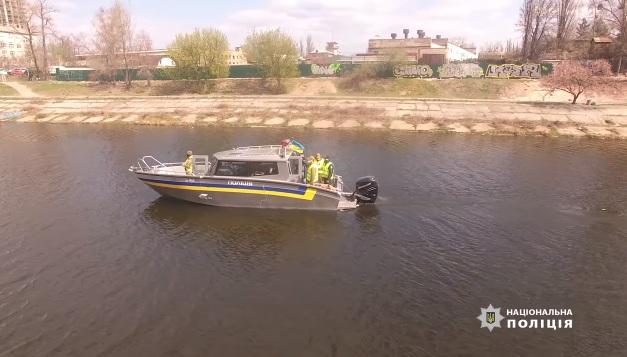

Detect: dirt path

[3,81,40,97]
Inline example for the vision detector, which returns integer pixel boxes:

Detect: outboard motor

[353,176,378,204]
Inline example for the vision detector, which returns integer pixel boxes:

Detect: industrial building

[342,29,478,65]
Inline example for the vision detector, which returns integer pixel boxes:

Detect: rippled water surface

[1,123,627,356]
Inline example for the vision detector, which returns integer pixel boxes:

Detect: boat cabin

[210,145,303,182]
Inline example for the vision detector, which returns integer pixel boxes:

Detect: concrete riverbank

[2,95,627,138]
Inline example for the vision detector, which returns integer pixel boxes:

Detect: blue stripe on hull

[139,177,308,196]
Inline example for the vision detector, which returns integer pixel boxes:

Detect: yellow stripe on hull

[145,181,318,201]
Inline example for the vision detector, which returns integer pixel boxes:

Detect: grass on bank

[336,78,517,99]
[17,77,519,100]
[25,81,120,96]
[0,83,18,96]
[21,79,279,97]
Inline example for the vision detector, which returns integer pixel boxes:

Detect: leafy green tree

[243,29,299,91]
[168,28,229,89]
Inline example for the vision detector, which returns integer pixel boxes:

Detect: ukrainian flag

[289,139,305,154]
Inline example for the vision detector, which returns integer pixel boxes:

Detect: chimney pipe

[391,33,397,39]
[403,29,409,39]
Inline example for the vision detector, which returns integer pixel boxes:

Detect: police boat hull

[134,172,354,211]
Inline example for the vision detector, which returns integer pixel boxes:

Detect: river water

[1,123,626,356]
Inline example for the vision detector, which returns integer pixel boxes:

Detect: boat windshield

[214,160,279,177]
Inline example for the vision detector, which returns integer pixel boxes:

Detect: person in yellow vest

[314,153,323,170]
[183,150,195,175]
[305,156,319,185]
[319,155,335,185]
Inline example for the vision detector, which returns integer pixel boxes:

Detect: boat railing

[132,155,211,176]
[233,145,289,157]
[335,175,344,192]
[135,156,167,172]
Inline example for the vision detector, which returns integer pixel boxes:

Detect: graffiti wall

[56,63,550,81]
[390,63,543,79]
[485,64,541,79]
[438,63,484,79]
[311,64,342,76]
[393,64,434,78]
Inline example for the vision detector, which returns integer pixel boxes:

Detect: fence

[54,62,555,81]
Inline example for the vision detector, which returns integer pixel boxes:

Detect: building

[223,47,247,65]
[0,0,25,28]
[75,48,247,68]
[0,0,29,62]
[540,36,615,61]
[325,42,340,55]
[304,42,342,65]
[306,50,336,65]
[354,29,478,65]
[75,49,175,68]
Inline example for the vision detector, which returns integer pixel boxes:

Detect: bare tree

[34,0,55,80]
[92,1,134,87]
[112,2,133,88]
[299,38,305,57]
[556,0,580,51]
[519,0,557,60]
[134,30,153,52]
[133,30,153,70]
[134,31,154,87]
[70,32,91,55]
[593,16,611,35]
[597,0,627,73]
[306,34,315,54]
[16,3,41,77]
[576,17,591,37]
[93,8,117,81]
[49,34,79,66]
[449,36,476,48]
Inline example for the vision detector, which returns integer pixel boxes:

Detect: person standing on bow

[183,150,195,176]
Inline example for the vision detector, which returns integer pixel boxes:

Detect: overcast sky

[53,0,522,53]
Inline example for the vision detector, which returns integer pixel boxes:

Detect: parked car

[9,68,27,76]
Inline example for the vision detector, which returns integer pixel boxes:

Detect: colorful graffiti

[311,63,342,76]
[485,64,541,79]
[438,63,484,79]
[393,64,434,78]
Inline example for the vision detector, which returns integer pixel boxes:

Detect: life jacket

[306,163,318,183]
[184,156,194,174]
[319,160,334,179]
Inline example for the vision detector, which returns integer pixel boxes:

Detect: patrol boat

[129,142,378,211]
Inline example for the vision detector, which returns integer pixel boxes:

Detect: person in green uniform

[319,155,335,185]
[183,150,194,175]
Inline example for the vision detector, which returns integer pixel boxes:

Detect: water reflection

[142,197,342,239]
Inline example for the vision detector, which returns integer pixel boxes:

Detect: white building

[1,0,29,62]
[447,43,478,62]
[0,29,28,59]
